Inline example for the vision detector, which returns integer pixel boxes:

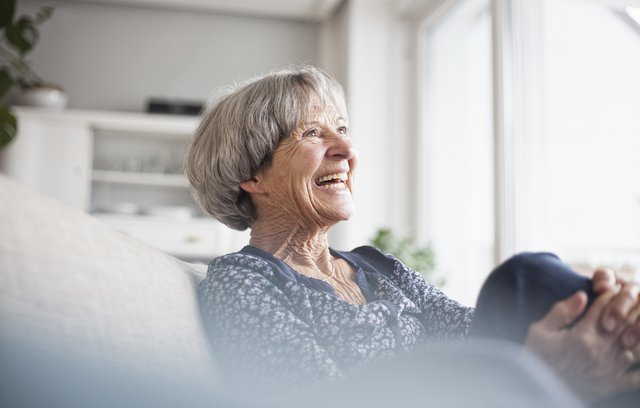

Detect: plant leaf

[5,16,39,55]
[0,105,17,149]
[0,67,14,98]
[0,0,16,30]
[369,227,442,286]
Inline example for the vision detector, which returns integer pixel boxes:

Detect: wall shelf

[0,107,249,260]
[92,170,189,187]
[69,0,342,21]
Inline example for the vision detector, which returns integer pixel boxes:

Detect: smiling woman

[241,103,357,229]
[186,66,349,232]
[185,66,640,405]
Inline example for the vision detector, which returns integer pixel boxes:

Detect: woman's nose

[327,132,356,161]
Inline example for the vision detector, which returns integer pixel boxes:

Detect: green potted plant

[370,227,445,287]
[0,0,54,148]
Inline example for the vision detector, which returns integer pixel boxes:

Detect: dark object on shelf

[146,98,204,116]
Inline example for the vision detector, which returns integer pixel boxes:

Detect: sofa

[0,174,592,408]
[0,173,230,406]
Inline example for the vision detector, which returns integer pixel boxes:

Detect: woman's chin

[332,204,355,223]
[310,191,355,225]
[315,204,354,226]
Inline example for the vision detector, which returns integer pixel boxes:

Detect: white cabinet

[0,110,93,210]
[0,107,249,261]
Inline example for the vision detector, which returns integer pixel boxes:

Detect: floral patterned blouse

[198,245,474,393]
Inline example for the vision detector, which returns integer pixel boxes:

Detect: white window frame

[411,0,543,265]
[411,0,640,269]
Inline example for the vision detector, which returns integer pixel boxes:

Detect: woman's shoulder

[336,245,405,275]
[209,249,272,274]
[348,244,388,258]
[337,245,391,263]
[199,248,297,313]
[202,248,277,291]
[339,245,438,290]
[202,246,300,291]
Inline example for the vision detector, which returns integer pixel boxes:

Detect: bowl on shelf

[14,84,69,109]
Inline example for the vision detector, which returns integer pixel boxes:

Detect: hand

[592,268,640,348]
[524,290,640,402]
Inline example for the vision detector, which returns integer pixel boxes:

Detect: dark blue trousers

[470,252,594,343]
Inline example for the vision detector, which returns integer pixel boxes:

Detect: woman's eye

[337,126,348,135]
[304,129,320,138]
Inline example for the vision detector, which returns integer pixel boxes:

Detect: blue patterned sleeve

[197,254,343,392]
[386,255,475,340]
[352,246,475,341]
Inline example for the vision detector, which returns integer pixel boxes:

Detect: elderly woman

[187,66,640,405]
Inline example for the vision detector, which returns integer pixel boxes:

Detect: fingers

[617,309,640,369]
[620,300,640,349]
[575,289,617,331]
[618,362,640,393]
[600,280,640,334]
[592,267,618,294]
[538,291,589,331]
[614,348,640,387]
[622,325,640,349]
[620,348,635,364]
[591,268,640,334]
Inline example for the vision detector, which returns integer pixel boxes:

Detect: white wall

[318,0,349,89]
[322,0,415,250]
[17,0,415,251]
[18,0,319,111]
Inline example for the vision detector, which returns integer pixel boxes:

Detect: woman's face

[252,102,358,229]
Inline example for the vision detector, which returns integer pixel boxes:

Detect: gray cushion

[0,175,219,387]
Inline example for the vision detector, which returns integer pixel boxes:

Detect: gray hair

[186,66,348,230]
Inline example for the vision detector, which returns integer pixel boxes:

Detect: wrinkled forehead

[301,102,346,126]
[297,91,348,127]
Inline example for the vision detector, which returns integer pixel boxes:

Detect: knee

[502,252,560,270]
[491,252,562,282]
[487,252,566,290]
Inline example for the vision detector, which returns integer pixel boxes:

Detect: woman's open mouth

[314,172,349,190]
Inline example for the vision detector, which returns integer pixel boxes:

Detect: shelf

[6,107,250,261]
[67,0,342,21]
[92,169,189,187]
[14,106,199,137]
[94,213,211,225]
[94,214,251,260]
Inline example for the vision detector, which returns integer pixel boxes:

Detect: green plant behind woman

[0,0,53,148]
[370,228,445,287]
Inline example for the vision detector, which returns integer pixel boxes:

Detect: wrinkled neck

[249,216,334,276]
[250,213,367,305]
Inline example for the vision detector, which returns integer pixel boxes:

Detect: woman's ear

[239,177,265,194]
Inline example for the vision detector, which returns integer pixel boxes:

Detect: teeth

[315,172,348,184]
[319,182,347,190]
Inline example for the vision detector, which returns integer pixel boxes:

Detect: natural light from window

[626,6,640,25]
[418,0,493,305]
[523,0,640,277]
[418,0,640,305]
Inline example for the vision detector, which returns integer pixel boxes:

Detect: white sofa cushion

[0,175,219,387]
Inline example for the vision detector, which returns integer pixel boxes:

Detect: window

[523,0,640,274]
[416,0,640,305]
[417,0,493,304]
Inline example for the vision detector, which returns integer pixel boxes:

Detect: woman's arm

[378,251,475,340]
